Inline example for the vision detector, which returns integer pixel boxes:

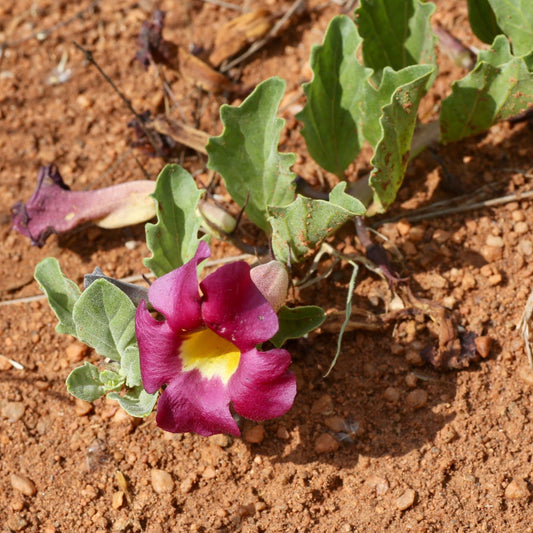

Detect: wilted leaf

[368,65,434,213]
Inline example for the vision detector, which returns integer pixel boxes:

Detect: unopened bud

[198,201,237,235]
[250,261,289,312]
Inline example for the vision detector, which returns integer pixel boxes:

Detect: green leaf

[296,15,371,178]
[356,0,436,83]
[488,0,533,56]
[269,183,366,264]
[207,77,296,232]
[440,35,533,143]
[368,65,435,213]
[107,386,158,418]
[72,279,137,362]
[120,345,142,388]
[34,258,81,337]
[324,261,359,377]
[144,164,205,277]
[270,305,326,348]
[66,362,123,402]
[467,0,503,44]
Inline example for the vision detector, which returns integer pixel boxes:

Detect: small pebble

[2,401,25,422]
[518,239,533,256]
[486,235,504,248]
[409,226,425,242]
[276,425,290,440]
[74,398,93,416]
[0,356,12,371]
[324,415,347,432]
[396,219,411,236]
[406,389,428,409]
[180,475,196,494]
[150,469,174,494]
[366,475,389,496]
[395,488,416,510]
[432,229,450,244]
[383,387,401,403]
[405,373,418,388]
[243,425,266,444]
[202,466,216,479]
[518,366,533,386]
[475,336,492,358]
[505,478,530,500]
[405,349,424,366]
[488,273,502,286]
[311,394,334,415]
[480,245,502,262]
[514,221,529,234]
[314,433,339,454]
[66,341,89,363]
[10,473,36,496]
[111,490,124,509]
[208,434,232,448]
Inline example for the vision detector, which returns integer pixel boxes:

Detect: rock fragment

[314,432,339,454]
[150,469,174,494]
[505,478,530,500]
[243,424,266,444]
[10,473,36,496]
[405,389,428,409]
[395,488,416,510]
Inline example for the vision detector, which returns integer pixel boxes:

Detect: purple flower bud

[250,260,289,312]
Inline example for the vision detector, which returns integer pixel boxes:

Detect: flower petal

[135,300,182,393]
[156,371,240,436]
[148,241,210,332]
[200,262,279,349]
[228,348,296,421]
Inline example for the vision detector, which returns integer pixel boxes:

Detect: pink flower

[135,242,296,436]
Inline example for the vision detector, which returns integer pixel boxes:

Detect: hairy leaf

[144,164,205,277]
[368,65,435,213]
[270,305,326,348]
[72,279,137,362]
[356,0,436,83]
[467,0,503,45]
[488,0,533,56]
[66,362,123,402]
[296,15,370,177]
[207,77,296,232]
[34,258,81,337]
[269,183,365,264]
[441,36,533,143]
[107,386,158,418]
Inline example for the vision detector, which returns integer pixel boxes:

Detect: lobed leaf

[368,65,435,213]
[270,305,326,348]
[269,183,365,264]
[34,257,81,337]
[72,279,137,362]
[296,15,370,178]
[355,0,436,83]
[487,0,533,56]
[440,35,533,143]
[207,77,296,232]
[144,164,206,277]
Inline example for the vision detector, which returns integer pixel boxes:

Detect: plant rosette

[136,241,297,436]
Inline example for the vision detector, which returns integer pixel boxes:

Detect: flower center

[180,328,240,384]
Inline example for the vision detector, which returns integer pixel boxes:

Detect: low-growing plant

[16,0,533,435]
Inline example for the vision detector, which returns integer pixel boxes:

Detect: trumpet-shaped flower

[135,242,296,436]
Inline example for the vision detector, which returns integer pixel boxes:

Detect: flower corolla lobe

[135,242,296,436]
